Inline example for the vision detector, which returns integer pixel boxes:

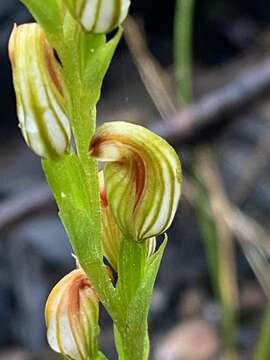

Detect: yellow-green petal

[90,121,182,241]
[99,171,156,268]
[63,0,130,33]
[9,23,71,159]
[99,171,123,270]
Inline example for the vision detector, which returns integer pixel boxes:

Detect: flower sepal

[63,0,130,34]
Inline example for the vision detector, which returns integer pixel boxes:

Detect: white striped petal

[91,121,182,241]
[45,269,99,360]
[64,0,130,33]
[9,23,71,159]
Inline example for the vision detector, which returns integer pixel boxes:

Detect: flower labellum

[45,269,99,360]
[91,121,182,241]
[9,23,71,159]
[63,0,130,33]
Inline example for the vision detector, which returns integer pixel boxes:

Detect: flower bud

[99,171,156,268]
[45,269,99,360]
[64,0,130,33]
[9,23,71,159]
[91,121,182,241]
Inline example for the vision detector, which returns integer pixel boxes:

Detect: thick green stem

[111,238,167,360]
[114,322,149,360]
[113,238,150,359]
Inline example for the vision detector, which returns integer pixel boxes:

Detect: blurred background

[2,0,270,359]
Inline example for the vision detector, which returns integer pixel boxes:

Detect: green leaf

[96,351,109,360]
[20,0,63,45]
[42,154,117,315]
[78,32,105,77]
[116,239,147,308]
[42,153,90,210]
[42,153,103,262]
[60,202,101,259]
[83,29,122,104]
[60,18,121,155]
[127,236,168,325]
[114,236,167,360]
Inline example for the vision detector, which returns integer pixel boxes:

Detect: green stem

[42,19,120,317]
[174,0,196,104]
[255,302,270,360]
[113,239,151,359]
[114,322,149,360]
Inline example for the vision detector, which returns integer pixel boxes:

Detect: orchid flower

[9,23,71,159]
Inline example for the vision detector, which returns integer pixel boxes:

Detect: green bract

[9,23,71,159]
[90,121,182,241]
[63,0,131,33]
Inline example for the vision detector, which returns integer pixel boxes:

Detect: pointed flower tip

[63,0,130,34]
[8,24,17,66]
[91,122,182,242]
[9,23,71,159]
[45,269,99,360]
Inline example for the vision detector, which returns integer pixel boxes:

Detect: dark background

[1,1,270,359]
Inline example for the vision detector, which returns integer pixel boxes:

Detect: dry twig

[184,159,270,298]
[232,125,270,204]
[194,148,239,307]
[124,16,177,119]
[0,185,53,231]
[151,57,270,141]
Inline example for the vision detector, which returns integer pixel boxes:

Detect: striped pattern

[45,269,99,360]
[99,171,123,270]
[64,0,130,33]
[91,122,182,241]
[9,24,71,159]
[99,171,157,269]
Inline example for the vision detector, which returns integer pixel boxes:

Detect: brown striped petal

[9,23,71,159]
[91,121,182,241]
[63,0,130,33]
[99,171,123,270]
[45,269,99,360]
[99,171,157,268]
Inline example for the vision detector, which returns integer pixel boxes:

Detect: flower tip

[99,171,109,208]
[8,24,18,65]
